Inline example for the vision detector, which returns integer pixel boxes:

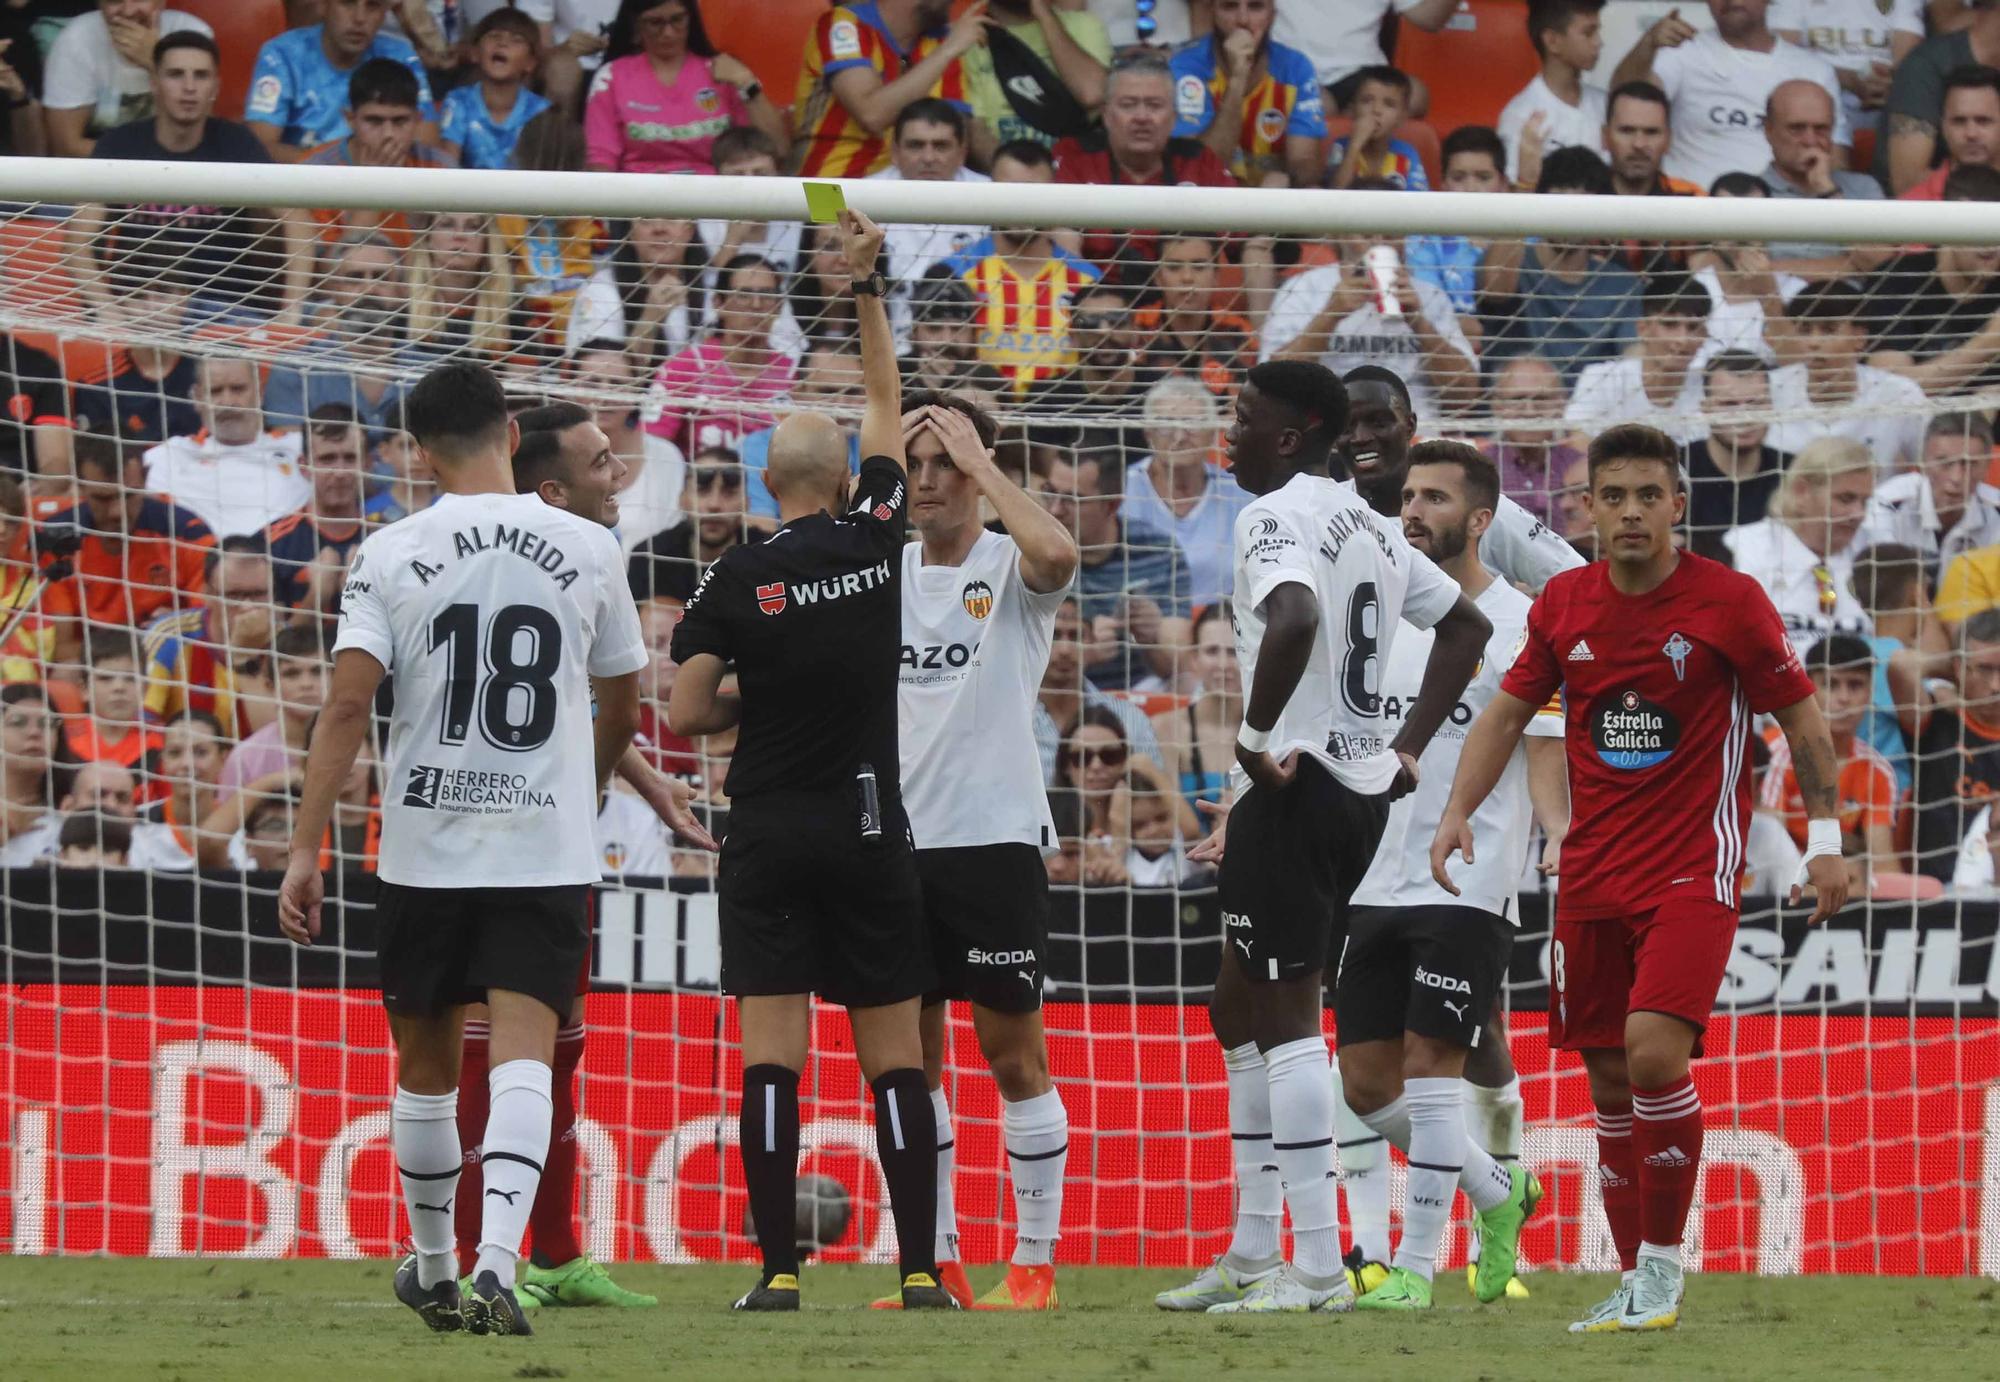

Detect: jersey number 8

[429,602,562,753]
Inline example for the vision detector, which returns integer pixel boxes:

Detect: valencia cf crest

[1256,106,1286,144]
[696,86,720,113]
[962,579,994,620]
[756,581,786,615]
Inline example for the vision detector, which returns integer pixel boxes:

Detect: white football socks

[1003,1088,1068,1268]
[475,1059,553,1290]
[392,1087,461,1289]
[1222,1041,1283,1263]
[1396,1078,1472,1281]
[1462,1075,1524,1265]
[1265,1038,1341,1280]
[1333,1064,1392,1264]
[1358,1092,1512,1213]
[931,1086,959,1265]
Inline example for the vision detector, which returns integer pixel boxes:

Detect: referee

[667,209,947,1313]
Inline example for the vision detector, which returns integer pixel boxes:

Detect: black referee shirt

[670,453,907,803]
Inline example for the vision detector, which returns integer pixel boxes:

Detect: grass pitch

[1,1259,1994,1380]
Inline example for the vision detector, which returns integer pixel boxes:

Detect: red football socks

[1594,1105,1641,1272]
[1631,1075,1704,1251]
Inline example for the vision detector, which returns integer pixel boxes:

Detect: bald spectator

[1723,436,1876,642]
[40,0,213,159]
[143,357,311,538]
[1900,65,2000,201]
[1882,11,2000,192]
[1760,79,1885,268]
[3,758,177,864]
[1484,354,1582,525]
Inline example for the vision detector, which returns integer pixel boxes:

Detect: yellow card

[803,181,847,223]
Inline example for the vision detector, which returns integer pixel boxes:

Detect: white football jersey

[1351,576,1563,920]
[334,491,648,888]
[1231,473,1460,796]
[899,529,1066,850]
[1480,493,1586,593]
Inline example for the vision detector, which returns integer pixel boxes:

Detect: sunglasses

[1067,742,1128,769]
[695,469,743,491]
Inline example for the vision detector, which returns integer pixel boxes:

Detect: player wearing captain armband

[1430,423,1849,1334]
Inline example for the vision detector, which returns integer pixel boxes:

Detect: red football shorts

[1547,898,1739,1053]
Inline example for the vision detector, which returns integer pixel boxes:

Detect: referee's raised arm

[844,207,906,471]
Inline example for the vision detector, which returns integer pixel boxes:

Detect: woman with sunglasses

[585,0,784,175]
[644,254,797,457]
[1058,706,1198,856]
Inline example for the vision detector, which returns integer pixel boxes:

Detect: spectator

[1326,65,1429,191]
[1135,233,1260,392]
[0,683,57,860]
[1685,352,1791,535]
[787,221,878,356]
[1122,375,1248,606]
[1405,126,1507,329]
[1,334,74,479]
[696,126,803,285]
[584,0,780,174]
[1882,9,2000,192]
[439,6,550,170]
[1499,0,1609,187]
[1688,230,1803,366]
[790,0,986,177]
[1170,0,1327,187]
[1564,269,1710,442]
[900,277,1006,396]
[0,6,45,157]
[406,211,513,362]
[1723,435,1876,640]
[368,427,434,523]
[870,98,991,336]
[1774,0,1922,135]
[13,758,162,863]
[144,356,310,539]
[496,110,613,353]
[40,0,212,160]
[63,625,160,770]
[992,133,1057,184]
[1914,609,2000,878]
[1760,78,1886,269]
[1553,445,1596,550]
[1041,451,1192,691]
[1862,413,2000,571]
[1849,542,1929,793]
[1053,49,1236,268]
[568,216,707,370]
[643,253,795,454]
[1765,279,1927,471]
[141,534,278,739]
[1601,79,1702,197]
[56,809,131,867]
[627,447,747,602]
[1898,64,2000,200]
[1611,0,1846,191]
[958,0,1110,149]
[632,598,700,776]
[264,232,415,436]
[1149,602,1239,814]
[541,0,621,117]
[1022,283,1153,466]
[1483,354,1582,525]
[0,478,54,680]
[226,787,299,871]
[37,434,211,649]
[1868,165,2000,393]
[267,405,377,615]
[70,33,309,326]
[215,624,324,806]
[1934,534,2000,630]
[137,707,222,867]
[1481,149,1644,382]
[1052,707,1135,885]
[1272,0,1456,112]
[247,0,435,162]
[304,58,458,240]
[938,221,1102,392]
[65,278,202,452]
[1758,632,1899,887]
[1264,195,1477,416]
[1119,777,1198,887]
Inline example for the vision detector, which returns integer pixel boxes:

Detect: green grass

[1,1259,1995,1380]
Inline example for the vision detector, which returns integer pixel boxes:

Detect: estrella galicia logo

[404,765,443,809]
[1663,631,1693,682]
[1591,690,1678,770]
[962,579,993,620]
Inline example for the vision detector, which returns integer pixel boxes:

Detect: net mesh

[2,188,1999,1277]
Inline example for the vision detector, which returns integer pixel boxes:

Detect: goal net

[1,166,1997,1277]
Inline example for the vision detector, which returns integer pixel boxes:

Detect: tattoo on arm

[1787,732,1843,820]
[1888,114,1937,140]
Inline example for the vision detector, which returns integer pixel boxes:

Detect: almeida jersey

[1351,576,1563,920]
[899,529,1066,849]
[334,491,648,888]
[1231,472,1460,796]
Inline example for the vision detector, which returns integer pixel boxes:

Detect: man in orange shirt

[791,0,987,177]
[1760,633,1899,886]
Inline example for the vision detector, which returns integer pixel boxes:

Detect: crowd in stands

[8,0,2000,899]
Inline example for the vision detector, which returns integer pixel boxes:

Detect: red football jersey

[1501,552,1814,920]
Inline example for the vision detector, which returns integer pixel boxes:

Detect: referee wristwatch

[852,271,889,297]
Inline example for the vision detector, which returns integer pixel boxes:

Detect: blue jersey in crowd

[245,25,435,149]
[439,83,550,170]
[1167,34,1325,182]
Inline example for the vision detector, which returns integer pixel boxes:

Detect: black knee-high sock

[871,1067,938,1280]
[741,1064,802,1278]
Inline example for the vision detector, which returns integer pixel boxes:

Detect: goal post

[0,158,1996,1277]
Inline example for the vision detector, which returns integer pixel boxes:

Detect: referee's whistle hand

[278,854,323,947]
[1428,816,1473,897]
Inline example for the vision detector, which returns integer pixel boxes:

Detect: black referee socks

[741,1064,803,1278]
[871,1067,939,1280]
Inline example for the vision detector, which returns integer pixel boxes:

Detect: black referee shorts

[718,789,934,1009]
[374,881,591,1020]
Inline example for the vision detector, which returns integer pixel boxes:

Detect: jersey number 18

[429,602,562,752]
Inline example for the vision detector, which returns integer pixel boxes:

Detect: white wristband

[1237,723,1271,755]
[1802,817,1842,861]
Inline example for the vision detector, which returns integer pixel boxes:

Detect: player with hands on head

[1158,360,1491,1316]
[881,384,1078,1311]
[278,361,649,1340]
[1429,423,1848,1335]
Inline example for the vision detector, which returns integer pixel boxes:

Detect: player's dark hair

[1247,360,1350,456]
[1709,170,1769,197]
[348,56,421,112]
[607,0,715,61]
[472,4,541,47]
[153,30,220,68]
[404,361,511,462]
[1944,163,2000,202]
[1408,439,1500,514]
[1607,79,1670,122]
[1526,0,1604,58]
[516,401,593,436]
[1587,423,1684,491]
[894,97,968,143]
[1963,608,2000,649]
[711,123,781,170]
[1537,145,1613,194]
[992,138,1057,173]
[1342,363,1413,419]
[1851,543,1924,618]
[1808,633,1874,675]
[903,388,998,450]
[512,425,575,496]
[1441,124,1506,173]
[1640,269,1705,320]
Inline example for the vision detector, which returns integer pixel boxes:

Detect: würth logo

[403,765,442,809]
[756,582,786,615]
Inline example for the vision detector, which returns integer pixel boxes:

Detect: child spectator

[1406,126,1507,328]
[1169,0,1327,187]
[1326,65,1429,191]
[1684,352,1790,536]
[1120,777,1194,888]
[498,109,611,351]
[135,708,225,870]
[1759,633,1899,889]
[585,0,780,174]
[1498,0,1608,187]
[304,57,457,202]
[64,626,162,772]
[216,624,325,806]
[1766,279,1926,472]
[40,0,213,159]
[697,126,804,287]
[247,0,436,162]
[439,6,550,170]
[57,809,131,868]
[1850,542,1930,795]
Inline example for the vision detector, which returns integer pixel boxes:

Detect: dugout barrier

[3,870,1998,1276]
